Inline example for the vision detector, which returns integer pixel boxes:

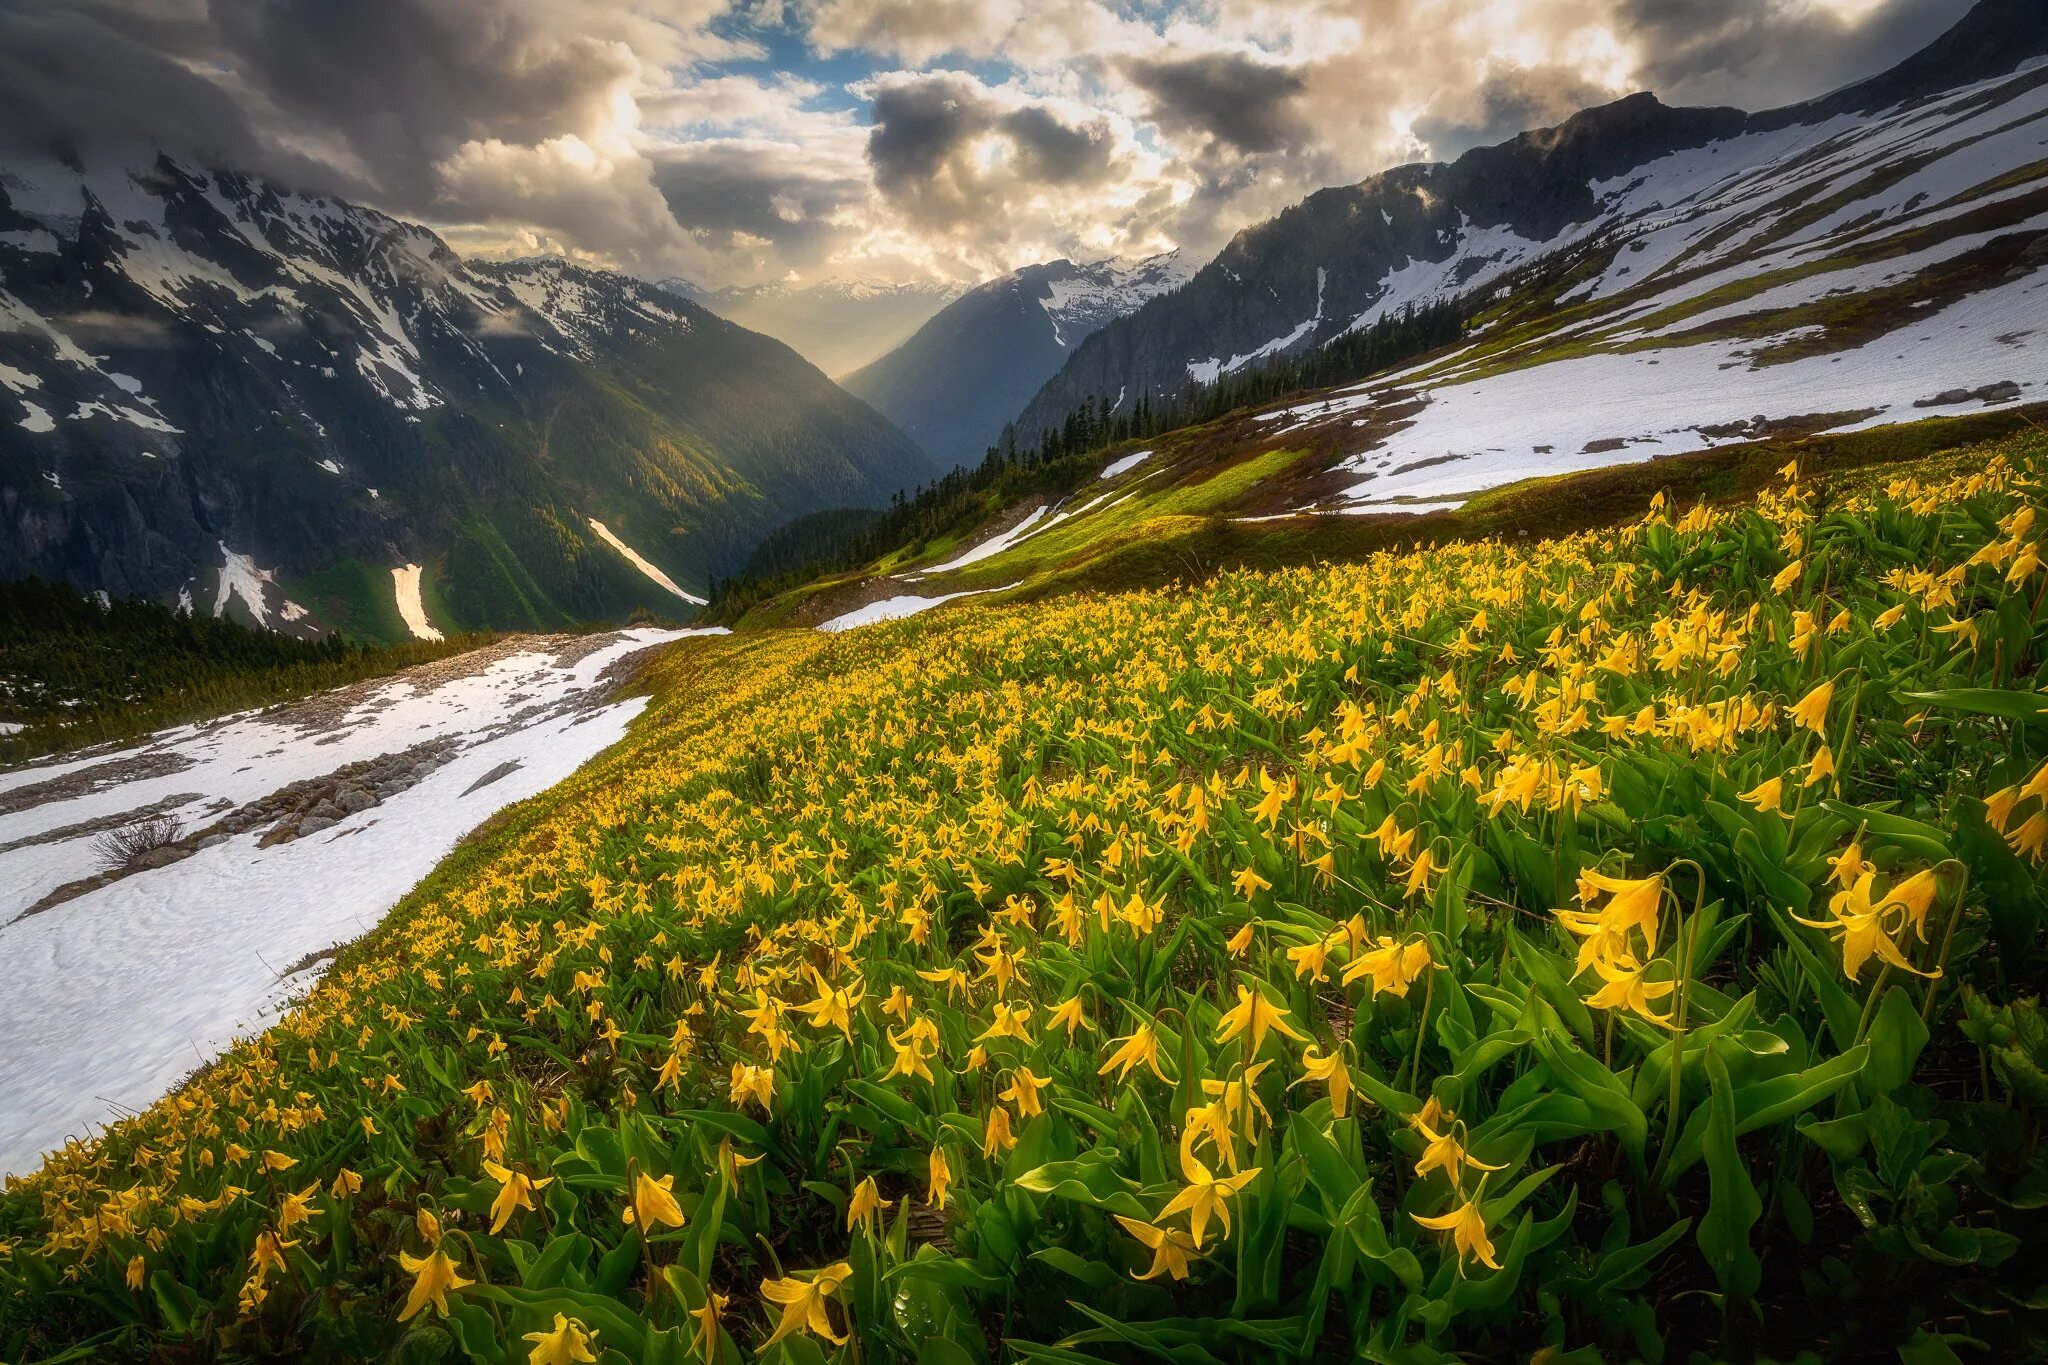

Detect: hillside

[0,159,934,641]
[844,253,1193,468]
[0,577,488,762]
[1010,0,2048,467]
[3,425,2043,1361]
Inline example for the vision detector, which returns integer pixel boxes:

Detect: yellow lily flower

[758,1262,852,1348]
[1113,1215,1199,1281]
[395,1246,474,1321]
[1156,1128,1259,1248]
[1412,1195,1501,1272]
[1214,985,1308,1054]
[523,1313,599,1365]
[622,1170,686,1231]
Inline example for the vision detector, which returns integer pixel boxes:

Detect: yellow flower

[1214,985,1308,1054]
[523,1313,600,1365]
[796,967,864,1041]
[926,1146,952,1210]
[1793,872,1939,982]
[847,1176,892,1235]
[1098,1022,1172,1083]
[1156,1128,1259,1248]
[395,1246,474,1321]
[1738,775,1784,814]
[1047,995,1093,1039]
[622,1170,686,1231]
[330,1167,363,1200]
[1584,955,1677,1026]
[1231,866,1272,899]
[1000,1067,1048,1117]
[126,1254,146,1290]
[1790,678,1834,733]
[482,1161,554,1234]
[1293,1045,1353,1118]
[1412,1195,1501,1271]
[758,1262,853,1348]
[259,1150,297,1172]
[981,1104,1017,1158]
[1412,1113,1504,1186]
[1113,1215,1199,1281]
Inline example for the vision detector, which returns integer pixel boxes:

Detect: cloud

[863,70,1133,245]
[1616,0,1961,108]
[805,0,1020,64]
[1119,50,1309,155]
[0,0,1978,290]
[1412,61,1618,158]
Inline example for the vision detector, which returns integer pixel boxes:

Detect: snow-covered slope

[0,158,931,637]
[1013,0,2048,450]
[1246,54,2048,515]
[843,252,1194,468]
[0,627,710,1177]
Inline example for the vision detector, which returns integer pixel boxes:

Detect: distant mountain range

[0,158,933,640]
[843,252,1193,469]
[1009,0,2048,447]
[658,275,961,378]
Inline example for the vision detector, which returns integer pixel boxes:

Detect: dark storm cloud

[209,0,636,201]
[1119,51,1308,155]
[1617,0,1963,109]
[0,3,266,165]
[864,71,1122,234]
[1412,62,1616,160]
[999,105,1116,186]
[649,141,865,265]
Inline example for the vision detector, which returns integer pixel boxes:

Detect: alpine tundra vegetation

[4,431,2047,1360]
[5,0,2048,1361]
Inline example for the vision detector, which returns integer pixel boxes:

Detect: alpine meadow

[2,3,2047,1364]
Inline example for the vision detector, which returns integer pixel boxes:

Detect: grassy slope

[3,425,2044,1362]
[737,397,2048,631]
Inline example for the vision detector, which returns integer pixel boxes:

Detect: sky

[0,0,1969,291]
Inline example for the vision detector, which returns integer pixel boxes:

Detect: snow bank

[392,563,444,642]
[818,583,1018,633]
[588,518,706,605]
[0,628,713,1177]
[1100,450,1154,479]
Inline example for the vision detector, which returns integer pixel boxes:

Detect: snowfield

[0,628,709,1177]
[818,583,1020,633]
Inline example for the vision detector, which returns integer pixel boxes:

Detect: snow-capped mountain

[1012,0,2048,453]
[843,251,1194,468]
[658,275,961,379]
[0,157,932,639]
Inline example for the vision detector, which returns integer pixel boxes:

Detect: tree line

[705,298,1470,619]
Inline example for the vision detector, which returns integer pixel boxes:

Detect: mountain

[842,252,1193,468]
[0,156,933,641]
[659,276,961,378]
[1010,0,2048,448]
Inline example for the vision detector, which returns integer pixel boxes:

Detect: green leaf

[1864,985,1931,1095]
[1905,687,2048,724]
[1697,1049,1762,1303]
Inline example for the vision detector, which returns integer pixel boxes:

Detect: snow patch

[392,564,444,642]
[0,628,714,1177]
[1101,450,1154,479]
[818,583,1020,633]
[587,518,705,605]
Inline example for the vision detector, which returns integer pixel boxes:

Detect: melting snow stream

[0,627,711,1177]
